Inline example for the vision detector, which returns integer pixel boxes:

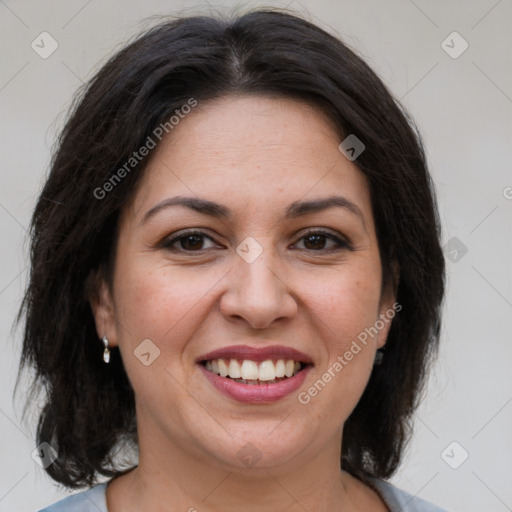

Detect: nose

[219,248,298,330]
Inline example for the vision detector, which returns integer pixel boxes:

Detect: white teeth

[218,358,229,377]
[275,359,286,378]
[205,358,303,381]
[285,359,295,377]
[228,359,241,378]
[241,360,259,380]
[258,360,276,381]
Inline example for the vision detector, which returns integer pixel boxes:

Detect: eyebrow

[141,195,365,226]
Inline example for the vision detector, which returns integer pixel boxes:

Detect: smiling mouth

[201,358,309,384]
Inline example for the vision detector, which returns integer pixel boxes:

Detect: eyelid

[292,228,352,251]
[160,229,220,249]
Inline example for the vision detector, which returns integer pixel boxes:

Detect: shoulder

[38,483,108,512]
[369,478,450,512]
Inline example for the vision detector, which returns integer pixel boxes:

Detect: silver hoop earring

[102,336,111,364]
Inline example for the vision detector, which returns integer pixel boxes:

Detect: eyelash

[161,229,352,254]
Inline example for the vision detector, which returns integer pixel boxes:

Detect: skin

[91,95,396,511]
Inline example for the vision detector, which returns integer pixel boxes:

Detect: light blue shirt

[38,478,449,511]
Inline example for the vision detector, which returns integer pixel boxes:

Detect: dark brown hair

[17,7,445,489]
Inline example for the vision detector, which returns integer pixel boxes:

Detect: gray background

[1,0,511,510]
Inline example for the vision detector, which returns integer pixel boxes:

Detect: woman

[18,7,447,512]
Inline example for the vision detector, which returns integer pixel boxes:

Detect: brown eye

[162,230,218,252]
[177,234,205,251]
[294,230,351,252]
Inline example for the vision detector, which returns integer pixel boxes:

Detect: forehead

[125,94,373,226]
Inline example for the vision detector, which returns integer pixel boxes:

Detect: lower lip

[198,363,312,404]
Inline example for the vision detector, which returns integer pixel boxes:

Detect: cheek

[298,277,380,432]
[108,252,217,427]
[306,266,382,340]
[111,262,209,403]
[300,264,382,405]
[112,260,225,354]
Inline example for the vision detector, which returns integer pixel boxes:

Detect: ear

[376,260,400,349]
[87,269,118,348]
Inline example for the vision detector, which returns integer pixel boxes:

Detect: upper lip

[196,345,313,364]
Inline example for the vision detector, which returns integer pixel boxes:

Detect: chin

[202,426,312,471]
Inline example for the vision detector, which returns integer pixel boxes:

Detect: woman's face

[92,94,396,472]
